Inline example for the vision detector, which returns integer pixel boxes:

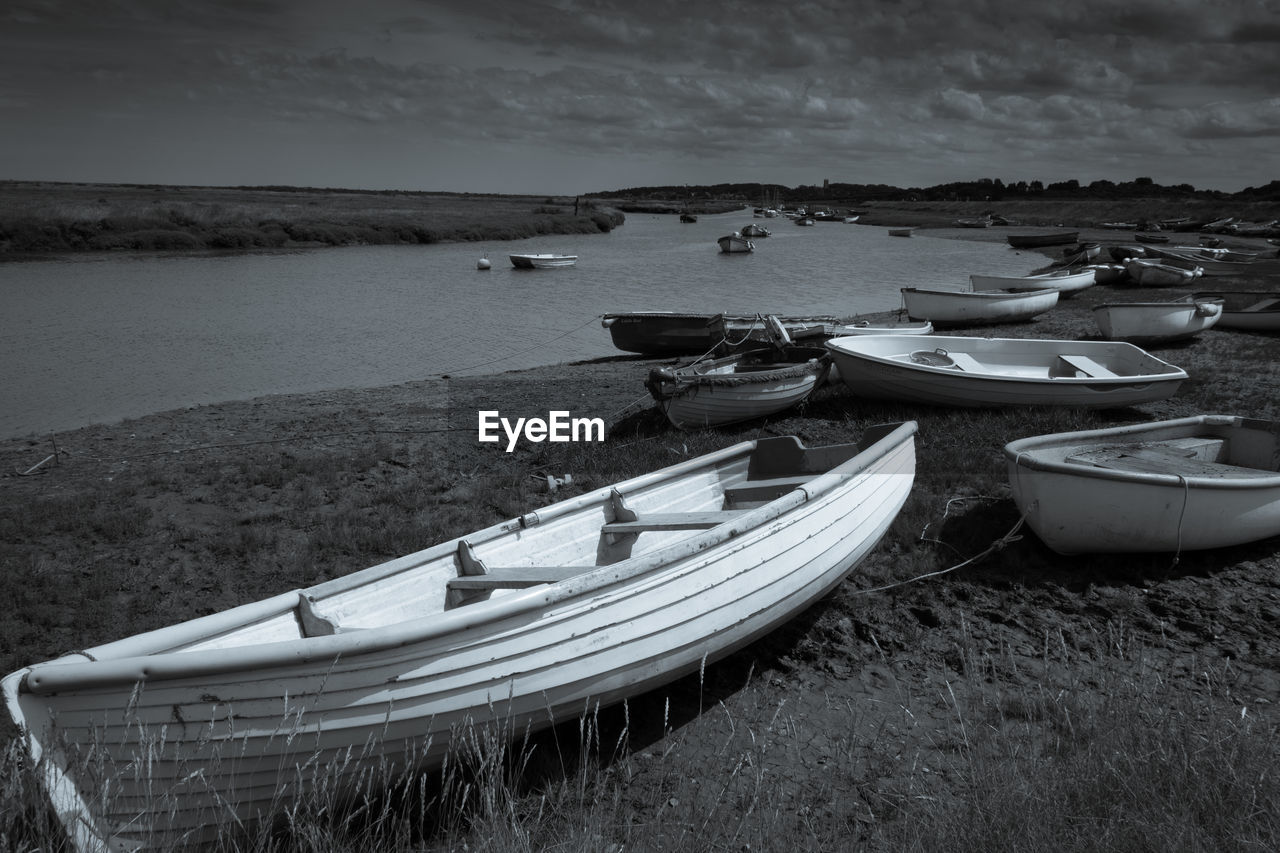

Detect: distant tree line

[592,177,1280,204]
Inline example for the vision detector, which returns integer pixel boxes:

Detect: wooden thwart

[602,509,745,533]
[724,474,812,503]
[1058,354,1118,379]
[448,566,600,590]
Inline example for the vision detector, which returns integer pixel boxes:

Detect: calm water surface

[0,212,1039,438]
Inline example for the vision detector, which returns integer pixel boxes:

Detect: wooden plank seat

[1065,445,1274,479]
[601,509,746,533]
[448,566,600,590]
[1057,354,1118,379]
[723,474,812,503]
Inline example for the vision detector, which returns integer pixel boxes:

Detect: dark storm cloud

[1,0,1276,191]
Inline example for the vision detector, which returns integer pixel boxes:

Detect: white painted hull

[825,334,1186,408]
[509,253,578,269]
[4,426,917,852]
[1124,259,1202,286]
[1092,298,1223,342]
[969,269,1095,297]
[646,348,830,429]
[900,286,1059,326]
[1006,415,1280,554]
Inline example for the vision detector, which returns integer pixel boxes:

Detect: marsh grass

[0,182,624,254]
[2,636,1274,852]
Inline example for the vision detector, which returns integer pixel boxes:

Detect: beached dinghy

[1006,415,1280,554]
[825,334,1186,408]
[1191,291,1280,331]
[969,268,1096,298]
[601,311,839,356]
[1150,246,1260,276]
[645,345,830,429]
[900,286,1059,327]
[1092,296,1223,343]
[1124,258,1203,287]
[823,319,934,336]
[3,424,919,853]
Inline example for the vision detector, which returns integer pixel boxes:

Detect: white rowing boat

[1006,415,1280,554]
[824,334,1187,408]
[1092,296,1223,343]
[645,346,831,429]
[4,424,918,852]
[968,268,1096,297]
[509,253,578,269]
[900,286,1059,327]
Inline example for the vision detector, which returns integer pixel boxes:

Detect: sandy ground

[5,228,1280,844]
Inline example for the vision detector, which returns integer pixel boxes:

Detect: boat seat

[601,510,747,533]
[1057,354,1118,378]
[723,475,812,504]
[1243,298,1280,312]
[447,566,601,590]
[1065,446,1274,479]
[946,352,983,372]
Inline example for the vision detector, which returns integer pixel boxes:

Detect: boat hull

[1092,298,1223,343]
[825,334,1186,408]
[969,269,1095,297]
[646,347,830,428]
[901,287,1059,326]
[602,312,837,356]
[1006,415,1280,553]
[1124,259,1202,287]
[509,253,578,269]
[717,234,754,252]
[4,426,919,852]
[1006,231,1079,248]
[1191,291,1280,331]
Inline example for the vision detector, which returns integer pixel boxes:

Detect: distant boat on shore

[1006,231,1079,249]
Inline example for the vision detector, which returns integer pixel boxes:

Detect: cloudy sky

[3,0,1278,195]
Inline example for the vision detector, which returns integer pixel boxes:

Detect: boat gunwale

[12,423,919,695]
[1004,415,1280,489]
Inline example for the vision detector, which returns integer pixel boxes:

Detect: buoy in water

[477,256,491,270]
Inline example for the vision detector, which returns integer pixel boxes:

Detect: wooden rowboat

[1124,258,1203,287]
[1006,231,1079,248]
[509,253,578,269]
[969,268,1096,297]
[717,233,755,253]
[3,424,919,852]
[645,346,830,429]
[888,227,914,237]
[1006,415,1280,554]
[900,286,1059,327]
[825,334,1186,408]
[601,311,839,356]
[1190,291,1280,331]
[1091,296,1223,343]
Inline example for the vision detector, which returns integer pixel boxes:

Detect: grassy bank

[2,235,1280,850]
[0,181,625,255]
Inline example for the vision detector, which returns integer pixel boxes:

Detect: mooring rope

[854,513,1026,596]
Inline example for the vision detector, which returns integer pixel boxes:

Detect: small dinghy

[1191,291,1280,331]
[645,344,831,429]
[900,286,1059,327]
[1092,296,1223,343]
[969,268,1096,298]
[509,253,578,269]
[1006,415,1280,554]
[4,423,919,851]
[1124,258,1203,287]
[825,334,1186,408]
[717,233,755,253]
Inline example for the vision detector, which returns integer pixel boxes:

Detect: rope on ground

[854,514,1026,596]
[426,314,604,378]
